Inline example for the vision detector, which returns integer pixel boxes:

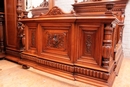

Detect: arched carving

[46,6,64,15]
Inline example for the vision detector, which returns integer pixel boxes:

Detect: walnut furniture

[2,0,129,87]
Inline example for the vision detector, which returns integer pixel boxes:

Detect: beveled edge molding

[21,53,110,81]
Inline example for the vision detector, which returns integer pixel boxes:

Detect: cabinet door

[38,23,73,64]
[75,23,104,67]
[24,23,38,54]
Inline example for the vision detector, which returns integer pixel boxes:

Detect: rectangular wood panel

[5,0,17,48]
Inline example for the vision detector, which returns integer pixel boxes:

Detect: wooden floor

[0,58,130,87]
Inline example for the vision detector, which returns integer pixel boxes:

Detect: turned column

[102,24,113,69]
[101,3,115,69]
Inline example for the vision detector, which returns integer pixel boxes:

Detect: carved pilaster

[17,22,25,51]
[102,24,113,69]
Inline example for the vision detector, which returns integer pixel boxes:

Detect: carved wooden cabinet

[18,0,129,85]
[2,0,128,87]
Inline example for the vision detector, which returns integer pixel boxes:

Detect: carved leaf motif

[31,31,36,48]
[86,35,92,54]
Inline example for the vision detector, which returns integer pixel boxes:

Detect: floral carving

[30,30,36,48]
[86,35,92,54]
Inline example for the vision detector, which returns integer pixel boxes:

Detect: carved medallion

[47,33,66,49]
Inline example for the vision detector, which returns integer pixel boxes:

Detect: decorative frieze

[21,54,74,73]
[75,66,109,80]
[21,54,109,80]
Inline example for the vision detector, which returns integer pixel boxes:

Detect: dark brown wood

[22,65,30,69]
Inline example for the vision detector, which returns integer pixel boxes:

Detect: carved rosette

[47,33,65,49]
[17,22,25,51]
[102,24,113,69]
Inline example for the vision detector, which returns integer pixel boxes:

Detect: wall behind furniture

[123,0,130,57]
[55,0,130,57]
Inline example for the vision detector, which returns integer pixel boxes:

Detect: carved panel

[46,33,66,49]
[43,29,69,55]
[75,24,102,66]
[29,28,36,49]
[84,31,95,57]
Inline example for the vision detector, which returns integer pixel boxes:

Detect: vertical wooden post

[102,24,113,69]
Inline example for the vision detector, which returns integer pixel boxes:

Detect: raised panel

[29,28,37,49]
[76,24,103,66]
[38,23,73,64]
[43,30,68,55]
[5,0,17,48]
[83,31,96,57]
[26,27,37,54]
